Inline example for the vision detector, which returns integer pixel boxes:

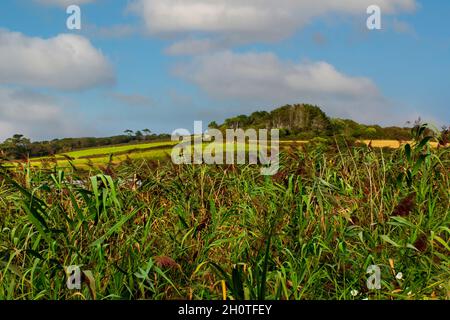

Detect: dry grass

[361,140,440,149]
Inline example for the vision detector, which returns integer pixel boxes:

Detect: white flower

[396,272,403,280]
[351,289,359,296]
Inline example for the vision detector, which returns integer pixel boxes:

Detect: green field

[25,140,285,168]
[22,139,406,169]
[55,141,177,158]
[26,141,179,168]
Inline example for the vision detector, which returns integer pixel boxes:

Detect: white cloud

[0,87,92,141]
[130,0,416,44]
[34,0,94,7]
[0,29,115,91]
[174,51,405,124]
[175,51,379,99]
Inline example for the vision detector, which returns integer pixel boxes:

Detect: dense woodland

[1,104,448,160]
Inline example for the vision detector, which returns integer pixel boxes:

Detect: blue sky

[0,0,449,140]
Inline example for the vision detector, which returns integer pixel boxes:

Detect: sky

[0,0,449,141]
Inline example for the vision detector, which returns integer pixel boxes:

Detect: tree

[365,127,378,139]
[135,130,144,140]
[142,129,152,140]
[124,129,134,137]
[1,134,31,159]
[208,121,219,129]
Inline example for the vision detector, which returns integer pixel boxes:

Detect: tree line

[0,130,170,160]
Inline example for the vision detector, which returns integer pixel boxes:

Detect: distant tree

[1,134,31,159]
[124,129,134,137]
[135,130,144,140]
[143,129,152,140]
[208,121,219,129]
[365,127,378,139]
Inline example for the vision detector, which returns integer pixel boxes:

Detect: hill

[209,104,413,140]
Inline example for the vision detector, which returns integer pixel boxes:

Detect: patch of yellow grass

[360,140,439,149]
[361,140,403,148]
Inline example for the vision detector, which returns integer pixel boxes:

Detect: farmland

[7,139,432,169]
[27,141,179,168]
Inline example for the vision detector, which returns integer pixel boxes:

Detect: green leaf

[416,136,432,150]
[405,144,412,163]
[258,233,272,300]
[231,267,245,300]
[388,216,415,229]
[433,235,450,252]
[0,260,23,278]
[380,235,400,247]
[89,207,141,247]
[412,154,428,175]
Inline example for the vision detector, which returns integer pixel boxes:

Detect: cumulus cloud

[173,51,404,124]
[0,29,115,91]
[34,0,94,7]
[175,51,378,99]
[0,87,92,141]
[129,0,416,45]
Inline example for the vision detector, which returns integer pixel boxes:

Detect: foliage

[215,104,415,140]
[0,128,448,300]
